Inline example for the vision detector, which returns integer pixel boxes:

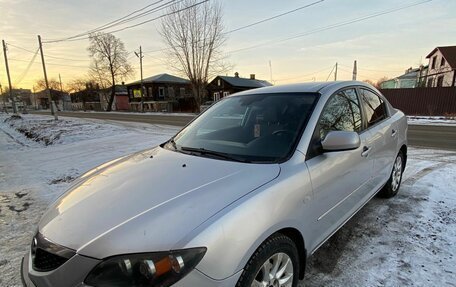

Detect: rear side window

[319,88,362,139]
[360,89,388,127]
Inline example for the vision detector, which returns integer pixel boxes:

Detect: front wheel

[236,234,299,287]
[378,151,404,198]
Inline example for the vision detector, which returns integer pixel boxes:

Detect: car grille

[31,232,76,272]
[32,248,69,272]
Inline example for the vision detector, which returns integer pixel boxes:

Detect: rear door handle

[361,146,371,157]
[391,129,397,137]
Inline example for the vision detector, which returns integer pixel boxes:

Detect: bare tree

[88,32,133,111]
[66,78,89,94]
[160,0,228,110]
[67,78,100,109]
[376,76,390,88]
[34,78,61,91]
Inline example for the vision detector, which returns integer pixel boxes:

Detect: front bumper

[21,255,36,287]
[21,251,242,287]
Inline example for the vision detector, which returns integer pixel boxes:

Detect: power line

[229,0,432,54]
[142,1,325,53]
[142,48,168,54]
[275,65,333,82]
[43,0,196,43]
[9,58,88,68]
[225,0,324,34]
[6,42,91,63]
[325,64,336,81]
[339,63,404,73]
[6,43,38,54]
[14,48,40,86]
[96,0,184,34]
[43,54,91,62]
[43,0,169,42]
[52,0,179,42]
[70,0,168,39]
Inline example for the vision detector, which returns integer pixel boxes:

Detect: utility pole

[59,73,63,91]
[2,40,17,114]
[0,83,7,113]
[38,35,58,120]
[135,46,144,112]
[269,60,273,84]
[352,60,357,81]
[59,73,65,111]
[334,62,338,81]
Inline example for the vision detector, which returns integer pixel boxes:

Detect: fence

[379,87,456,116]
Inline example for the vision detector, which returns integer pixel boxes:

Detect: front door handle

[391,129,397,137]
[361,146,371,157]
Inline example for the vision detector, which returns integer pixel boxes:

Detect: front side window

[165,93,319,163]
[360,89,388,127]
[318,88,362,139]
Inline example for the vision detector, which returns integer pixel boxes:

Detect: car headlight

[84,247,206,287]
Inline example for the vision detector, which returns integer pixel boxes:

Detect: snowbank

[407,116,456,126]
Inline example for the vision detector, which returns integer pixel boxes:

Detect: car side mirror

[321,131,360,152]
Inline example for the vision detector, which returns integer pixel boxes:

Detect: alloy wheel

[251,252,294,287]
[391,155,403,191]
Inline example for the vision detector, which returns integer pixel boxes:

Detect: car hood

[39,147,280,259]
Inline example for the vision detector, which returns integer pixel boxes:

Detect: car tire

[236,233,299,287]
[378,151,404,198]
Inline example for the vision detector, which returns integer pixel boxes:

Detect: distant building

[380,66,428,89]
[99,85,129,111]
[126,73,191,112]
[425,46,456,87]
[207,72,272,101]
[11,89,33,106]
[33,89,69,110]
[0,89,31,112]
[70,84,129,111]
[70,83,101,111]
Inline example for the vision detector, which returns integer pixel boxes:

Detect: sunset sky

[0,0,455,91]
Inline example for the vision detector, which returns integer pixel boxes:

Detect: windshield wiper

[180,146,251,163]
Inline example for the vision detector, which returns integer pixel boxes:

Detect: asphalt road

[32,111,194,127]
[31,111,456,151]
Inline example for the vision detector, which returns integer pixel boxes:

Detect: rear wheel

[236,234,299,287]
[378,151,404,198]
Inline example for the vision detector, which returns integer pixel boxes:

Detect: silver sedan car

[22,81,407,287]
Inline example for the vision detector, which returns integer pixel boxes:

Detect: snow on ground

[0,114,179,287]
[407,116,456,126]
[0,114,455,287]
[303,148,456,286]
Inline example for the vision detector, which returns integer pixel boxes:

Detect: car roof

[231,81,376,97]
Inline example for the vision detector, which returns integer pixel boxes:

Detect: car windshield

[165,93,319,163]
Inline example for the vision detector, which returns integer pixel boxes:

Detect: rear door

[358,88,398,189]
[305,88,373,250]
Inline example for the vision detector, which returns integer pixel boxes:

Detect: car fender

[179,154,313,280]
